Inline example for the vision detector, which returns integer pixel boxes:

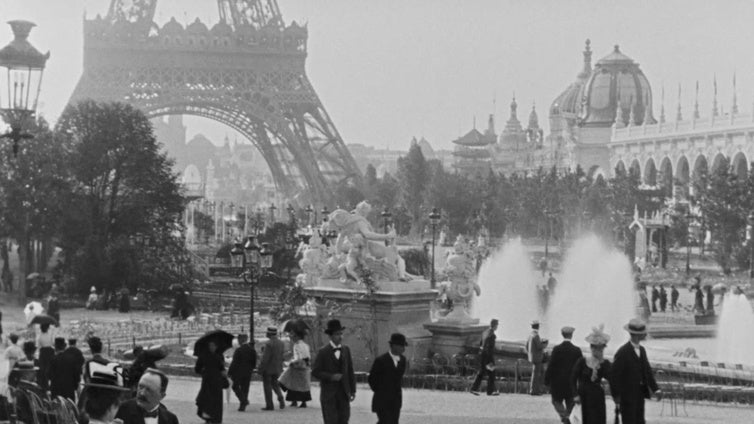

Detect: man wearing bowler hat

[368,333,408,424]
[259,326,285,411]
[312,319,356,424]
[610,318,659,424]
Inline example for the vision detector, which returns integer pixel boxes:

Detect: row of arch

[612,152,749,195]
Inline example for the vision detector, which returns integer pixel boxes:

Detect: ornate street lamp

[287,203,296,223]
[321,206,330,223]
[0,21,49,157]
[268,203,277,224]
[381,207,392,246]
[429,207,442,289]
[305,204,314,226]
[747,212,754,279]
[233,236,271,341]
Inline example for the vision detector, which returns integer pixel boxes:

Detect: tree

[0,118,71,302]
[55,101,187,292]
[396,142,429,237]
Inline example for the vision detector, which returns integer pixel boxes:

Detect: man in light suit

[544,326,582,423]
[258,327,285,411]
[610,319,660,424]
[526,320,548,395]
[368,333,408,424]
[116,368,179,424]
[312,319,356,424]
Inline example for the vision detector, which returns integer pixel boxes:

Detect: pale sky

[1,0,753,150]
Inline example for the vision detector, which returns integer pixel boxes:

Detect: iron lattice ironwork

[69,0,361,202]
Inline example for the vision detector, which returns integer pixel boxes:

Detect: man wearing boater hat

[368,333,408,424]
[610,318,659,424]
[312,319,356,424]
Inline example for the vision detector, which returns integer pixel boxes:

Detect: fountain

[472,238,540,341]
[715,292,754,365]
[544,235,635,343]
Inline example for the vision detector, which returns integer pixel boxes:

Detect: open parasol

[282,319,311,335]
[193,330,234,357]
[711,282,728,295]
[23,301,44,324]
[29,314,58,327]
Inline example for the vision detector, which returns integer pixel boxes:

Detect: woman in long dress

[195,341,226,423]
[279,329,312,407]
[571,325,611,424]
[36,322,54,390]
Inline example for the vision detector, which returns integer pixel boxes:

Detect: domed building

[492,40,656,176]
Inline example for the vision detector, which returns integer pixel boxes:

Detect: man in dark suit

[50,337,84,401]
[610,319,660,424]
[470,318,499,396]
[544,326,583,424]
[116,368,179,424]
[228,333,257,411]
[526,320,548,395]
[84,337,110,383]
[259,327,285,411]
[368,333,408,424]
[312,319,356,424]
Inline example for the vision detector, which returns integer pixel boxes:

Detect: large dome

[550,39,593,119]
[580,45,655,127]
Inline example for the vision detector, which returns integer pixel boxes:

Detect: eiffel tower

[69,0,361,202]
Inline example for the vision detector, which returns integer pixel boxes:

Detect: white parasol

[23,301,45,324]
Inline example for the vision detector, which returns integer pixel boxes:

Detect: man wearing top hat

[368,333,408,424]
[610,319,659,424]
[312,319,356,424]
[259,326,286,411]
[544,326,582,423]
[526,320,548,395]
[117,368,179,424]
[82,361,131,424]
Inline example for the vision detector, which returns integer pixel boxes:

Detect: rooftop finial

[712,74,719,117]
[509,93,518,121]
[578,38,593,79]
[693,80,700,119]
[732,72,739,115]
[614,44,620,53]
[660,84,666,124]
[676,83,683,122]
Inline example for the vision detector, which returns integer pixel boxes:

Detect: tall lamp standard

[748,212,754,279]
[305,204,314,226]
[231,237,273,341]
[0,21,49,157]
[381,207,392,246]
[268,204,277,224]
[321,206,330,224]
[428,207,441,289]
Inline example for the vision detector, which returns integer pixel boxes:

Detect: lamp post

[305,204,314,226]
[321,206,330,224]
[381,207,392,246]
[429,207,441,289]
[231,236,273,341]
[287,203,296,226]
[0,21,49,157]
[268,204,276,224]
[748,212,754,279]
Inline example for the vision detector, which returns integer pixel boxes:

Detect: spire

[676,83,683,122]
[509,94,518,121]
[693,81,700,119]
[577,39,592,79]
[628,96,637,126]
[659,85,666,124]
[732,73,739,115]
[642,93,652,125]
[487,114,495,135]
[712,75,719,117]
[528,101,539,129]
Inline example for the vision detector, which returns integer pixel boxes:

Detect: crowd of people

[471,317,660,424]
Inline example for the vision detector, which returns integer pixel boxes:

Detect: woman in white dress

[279,329,312,407]
[36,323,54,390]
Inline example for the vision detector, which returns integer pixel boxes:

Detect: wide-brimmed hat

[388,333,408,347]
[584,324,610,346]
[623,318,647,335]
[325,319,346,335]
[84,361,130,392]
[266,327,278,336]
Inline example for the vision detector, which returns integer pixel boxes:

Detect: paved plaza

[162,377,752,424]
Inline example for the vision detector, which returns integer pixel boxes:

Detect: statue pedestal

[304,279,436,372]
[423,321,487,358]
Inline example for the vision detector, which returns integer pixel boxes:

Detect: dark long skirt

[573,357,611,424]
[37,346,55,390]
[195,352,225,423]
